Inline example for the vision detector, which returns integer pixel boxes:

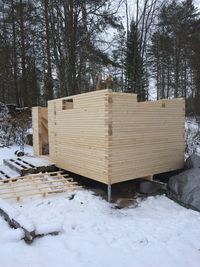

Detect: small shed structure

[33,89,185,186]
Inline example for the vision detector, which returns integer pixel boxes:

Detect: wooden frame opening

[62,99,73,110]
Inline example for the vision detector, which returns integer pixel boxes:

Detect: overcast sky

[194,0,200,7]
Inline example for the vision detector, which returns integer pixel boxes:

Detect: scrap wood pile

[0,171,81,201]
[0,198,62,243]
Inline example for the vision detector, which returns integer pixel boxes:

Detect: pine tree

[149,0,199,107]
[126,20,146,101]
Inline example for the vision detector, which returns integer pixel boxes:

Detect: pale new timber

[33,89,185,185]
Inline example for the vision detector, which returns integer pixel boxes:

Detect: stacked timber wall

[48,90,110,183]
[109,92,185,184]
[39,89,185,185]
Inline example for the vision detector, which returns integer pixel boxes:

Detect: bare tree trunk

[44,0,53,103]
[63,0,78,96]
[19,0,27,106]
[139,0,148,57]
[11,0,19,106]
[125,0,129,33]
[167,65,170,98]
[174,44,180,98]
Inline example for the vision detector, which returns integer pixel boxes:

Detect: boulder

[185,154,200,169]
[139,180,166,194]
[167,168,200,212]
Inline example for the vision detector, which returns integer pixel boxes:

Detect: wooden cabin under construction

[32,89,185,187]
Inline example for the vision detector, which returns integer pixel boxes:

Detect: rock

[185,154,200,169]
[167,168,200,212]
[115,198,137,209]
[139,180,166,195]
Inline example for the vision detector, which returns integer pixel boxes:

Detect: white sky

[194,0,200,7]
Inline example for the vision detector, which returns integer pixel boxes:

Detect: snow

[35,223,63,235]
[1,228,24,242]
[0,199,18,218]
[20,155,54,167]
[0,165,19,178]
[15,214,35,232]
[0,199,34,232]
[0,144,33,165]
[0,144,53,168]
[0,145,53,179]
[0,192,199,267]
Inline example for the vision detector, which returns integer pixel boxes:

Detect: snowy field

[0,191,200,267]
[0,118,200,267]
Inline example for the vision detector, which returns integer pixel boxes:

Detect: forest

[0,0,199,114]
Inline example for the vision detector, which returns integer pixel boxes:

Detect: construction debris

[3,156,56,176]
[0,155,56,179]
[0,199,61,243]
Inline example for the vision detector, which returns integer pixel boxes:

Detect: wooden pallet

[0,171,80,201]
[3,157,56,176]
[0,169,10,179]
[0,165,19,180]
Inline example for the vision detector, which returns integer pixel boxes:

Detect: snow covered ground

[0,144,33,165]
[0,192,200,267]
[0,118,200,267]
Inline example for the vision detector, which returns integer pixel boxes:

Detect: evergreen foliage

[126,20,147,101]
